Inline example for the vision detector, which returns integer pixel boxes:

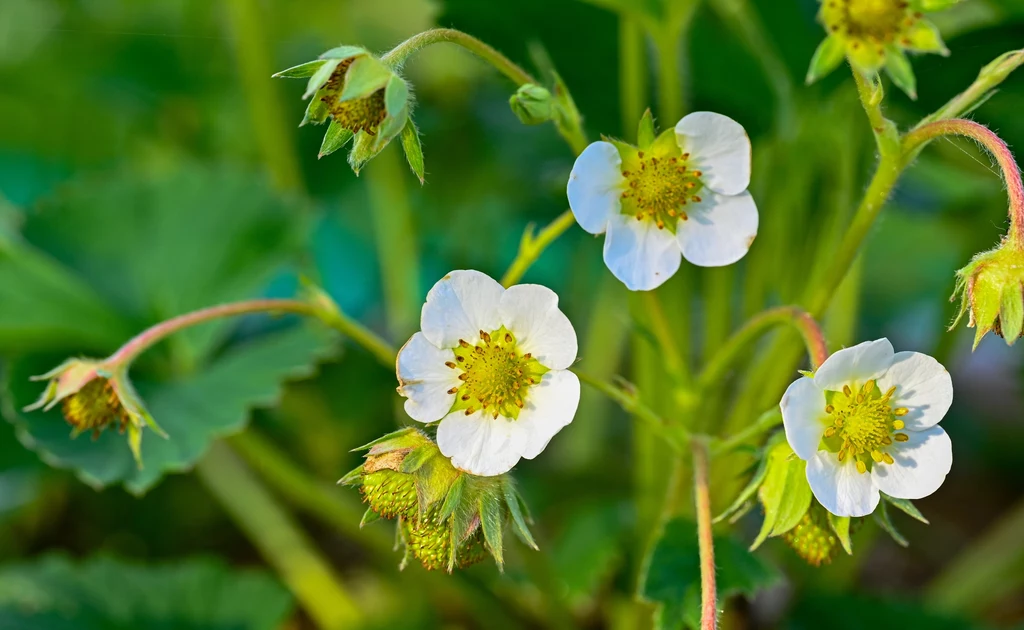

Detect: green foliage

[788,591,988,630]
[0,555,293,630]
[640,518,780,630]
[751,438,812,549]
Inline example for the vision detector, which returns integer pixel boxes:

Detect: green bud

[950,242,1024,348]
[341,428,538,572]
[509,84,554,125]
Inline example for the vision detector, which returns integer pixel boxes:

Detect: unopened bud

[950,243,1024,348]
[509,84,554,125]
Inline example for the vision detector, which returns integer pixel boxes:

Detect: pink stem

[693,438,717,630]
[904,119,1024,248]
[108,299,314,365]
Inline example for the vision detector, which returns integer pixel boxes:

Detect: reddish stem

[903,119,1024,248]
[693,438,717,630]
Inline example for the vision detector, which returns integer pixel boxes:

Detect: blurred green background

[1,0,1023,628]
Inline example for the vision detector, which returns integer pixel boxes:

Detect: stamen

[445,361,457,369]
[892,420,904,430]
[894,407,908,416]
[895,433,909,442]
[843,385,852,396]
[882,453,894,464]
[856,460,867,474]
[447,387,458,395]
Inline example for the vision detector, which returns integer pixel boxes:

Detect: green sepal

[806,35,847,84]
[318,121,354,158]
[399,443,436,474]
[479,494,505,570]
[337,463,364,486]
[320,45,368,61]
[999,283,1024,343]
[303,59,342,99]
[882,494,929,524]
[384,75,410,117]
[439,473,466,522]
[414,448,461,513]
[751,440,812,549]
[637,108,656,148]
[503,480,538,550]
[400,119,425,184]
[339,56,391,102]
[273,59,326,79]
[348,108,408,174]
[300,91,330,127]
[600,135,636,157]
[650,127,679,155]
[360,507,382,528]
[874,500,909,547]
[918,0,961,10]
[353,427,424,452]
[905,20,949,55]
[827,513,853,555]
[884,47,918,99]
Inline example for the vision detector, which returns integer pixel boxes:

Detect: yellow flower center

[823,0,917,44]
[821,379,910,474]
[322,60,388,135]
[61,378,129,437]
[446,327,547,420]
[619,149,703,233]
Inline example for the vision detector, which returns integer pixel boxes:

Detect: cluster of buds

[340,428,537,572]
[25,357,165,467]
[274,46,423,181]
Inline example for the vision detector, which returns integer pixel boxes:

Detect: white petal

[603,214,682,291]
[676,191,758,267]
[781,376,827,460]
[499,285,578,370]
[871,426,952,500]
[516,370,580,459]
[395,332,462,423]
[567,141,625,235]
[675,112,751,196]
[436,410,528,476]
[806,452,880,518]
[876,351,953,431]
[420,270,504,349]
[813,339,895,392]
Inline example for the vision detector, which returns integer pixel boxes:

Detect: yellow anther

[838,448,848,462]
[894,433,909,442]
[882,453,894,465]
[447,387,458,395]
[843,385,852,396]
[825,404,835,413]
[885,386,896,398]
[824,427,836,438]
[882,436,892,445]
[871,450,883,462]
[505,333,513,343]
[863,379,875,393]
[465,407,475,415]
[445,361,456,369]
[894,407,908,416]
[480,330,491,343]
[892,420,904,430]
[459,339,470,348]
[856,460,867,474]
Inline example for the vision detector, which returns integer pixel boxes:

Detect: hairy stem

[693,438,717,629]
[711,409,782,456]
[903,118,1024,246]
[918,49,1024,127]
[697,306,828,391]
[501,209,576,287]
[197,443,361,629]
[381,28,535,86]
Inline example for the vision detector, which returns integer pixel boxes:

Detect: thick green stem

[501,210,576,287]
[365,144,422,338]
[382,28,535,85]
[197,443,361,629]
[222,0,303,192]
[693,439,717,630]
[903,119,1024,246]
[697,307,828,391]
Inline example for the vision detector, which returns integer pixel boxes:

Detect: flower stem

[903,118,1024,247]
[573,369,688,450]
[644,291,691,387]
[619,15,648,137]
[381,28,536,86]
[918,49,1024,128]
[711,409,782,456]
[697,306,828,391]
[197,442,362,629]
[109,298,396,368]
[693,438,717,630]
[500,209,577,287]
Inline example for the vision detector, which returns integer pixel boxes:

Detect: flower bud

[509,84,554,125]
[25,358,165,468]
[950,243,1024,348]
[341,427,538,572]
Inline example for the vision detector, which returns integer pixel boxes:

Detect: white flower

[566,111,758,291]
[395,270,580,476]
[780,339,954,518]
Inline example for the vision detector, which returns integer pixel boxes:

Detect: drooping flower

[950,242,1024,348]
[567,112,757,291]
[395,270,580,476]
[25,358,165,467]
[780,339,953,518]
[806,0,956,97]
[274,46,422,178]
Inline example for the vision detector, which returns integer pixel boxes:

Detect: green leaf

[400,120,426,184]
[640,518,780,630]
[790,590,980,630]
[751,441,812,549]
[637,108,656,148]
[827,513,854,555]
[319,45,368,61]
[884,47,918,99]
[806,35,847,84]
[272,59,325,79]
[714,443,770,524]
[318,120,354,158]
[881,494,929,524]
[6,327,336,494]
[0,555,292,629]
[874,499,909,547]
